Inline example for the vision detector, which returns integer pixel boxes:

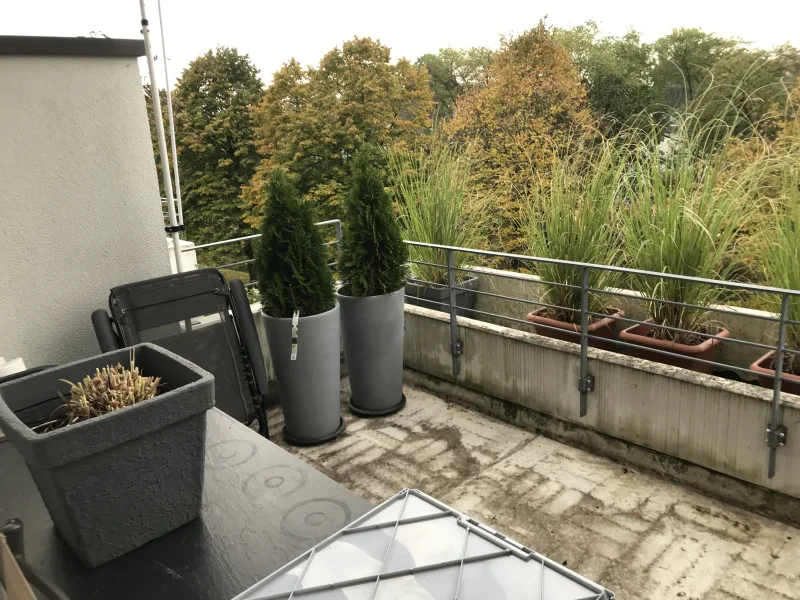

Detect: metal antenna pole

[140,0,183,272]
[156,0,183,225]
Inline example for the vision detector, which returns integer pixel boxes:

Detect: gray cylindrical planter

[337,287,406,416]
[263,304,344,445]
[0,343,214,568]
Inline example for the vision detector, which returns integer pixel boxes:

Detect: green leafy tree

[416,47,493,120]
[257,170,335,318]
[243,37,434,225]
[553,22,655,133]
[340,145,408,297]
[172,47,264,252]
[652,29,737,104]
[697,44,800,137]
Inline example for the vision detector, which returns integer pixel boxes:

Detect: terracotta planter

[619,322,730,374]
[526,308,625,352]
[750,351,800,395]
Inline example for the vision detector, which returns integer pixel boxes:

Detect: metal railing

[403,241,800,480]
[183,220,342,289]
[183,230,799,479]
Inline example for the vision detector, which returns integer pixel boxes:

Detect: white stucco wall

[0,54,170,366]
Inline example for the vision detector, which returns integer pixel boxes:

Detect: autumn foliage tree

[172,47,264,249]
[445,23,594,253]
[243,37,434,226]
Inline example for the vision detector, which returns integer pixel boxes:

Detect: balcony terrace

[269,379,800,600]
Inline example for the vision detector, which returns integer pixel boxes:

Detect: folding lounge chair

[91,269,269,437]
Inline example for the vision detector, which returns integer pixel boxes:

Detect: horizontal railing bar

[469,288,581,314]
[451,265,793,325]
[462,306,566,332]
[188,220,340,252]
[406,278,449,290]
[405,240,800,298]
[244,281,258,289]
[403,296,453,310]
[451,265,580,291]
[409,259,448,269]
[587,311,798,356]
[586,287,783,324]
[322,240,339,246]
[188,234,261,251]
[215,259,255,270]
[440,305,799,383]
[585,310,772,349]
[582,333,800,383]
[452,265,534,283]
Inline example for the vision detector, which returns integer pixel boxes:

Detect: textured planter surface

[337,288,405,416]
[620,322,730,374]
[750,351,800,395]
[527,308,624,352]
[0,343,213,567]
[405,276,478,317]
[263,304,343,444]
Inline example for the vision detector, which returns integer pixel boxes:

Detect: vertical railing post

[447,250,462,377]
[334,220,343,261]
[767,293,789,478]
[578,266,593,417]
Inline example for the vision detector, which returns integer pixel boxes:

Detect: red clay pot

[619,322,729,374]
[750,351,800,395]
[526,308,625,352]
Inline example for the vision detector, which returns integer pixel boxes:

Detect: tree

[445,22,594,253]
[697,44,800,137]
[340,145,408,296]
[172,47,264,252]
[256,169,335,318]
[416,47,492,120]
[243,37,434,226]
[651,29,737,104]
[553,22,655,133]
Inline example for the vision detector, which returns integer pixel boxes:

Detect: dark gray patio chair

[91,269,269,437]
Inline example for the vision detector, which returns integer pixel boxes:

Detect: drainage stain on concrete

[267,381,800,600]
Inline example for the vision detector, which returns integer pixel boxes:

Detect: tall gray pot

[0,343,214,567]
[337,287,406,416]
[263,304,344,445]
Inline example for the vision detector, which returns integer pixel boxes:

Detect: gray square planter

[0,343,214,567]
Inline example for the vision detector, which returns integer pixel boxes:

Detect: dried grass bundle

[57,350,161,428]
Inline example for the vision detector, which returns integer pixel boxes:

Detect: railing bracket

[766,425,787,448]
[451,341,463,356]
[579,375,595,394]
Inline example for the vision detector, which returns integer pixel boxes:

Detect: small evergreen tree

[340,145,409,296]
[257,170,335,318]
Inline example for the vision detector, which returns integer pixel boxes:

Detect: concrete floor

[267,380,800,600]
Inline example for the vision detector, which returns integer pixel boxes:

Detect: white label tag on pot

[291,310,299,360]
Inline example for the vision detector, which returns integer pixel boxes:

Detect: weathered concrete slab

[267,381,800,600]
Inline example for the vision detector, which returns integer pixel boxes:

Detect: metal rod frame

[189,232,799,479]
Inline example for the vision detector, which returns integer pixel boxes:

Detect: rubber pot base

[283,417,345,446]
[349,394,407,417]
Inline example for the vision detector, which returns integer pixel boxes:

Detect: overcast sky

[7,1,800,89]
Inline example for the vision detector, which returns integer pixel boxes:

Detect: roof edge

[0,36,145,58]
